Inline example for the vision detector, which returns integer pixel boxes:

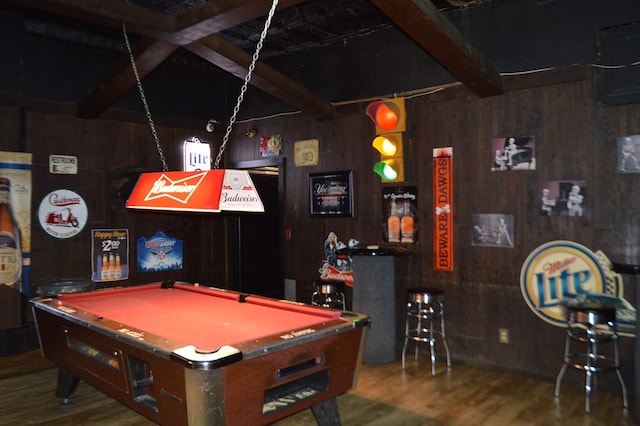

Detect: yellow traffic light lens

[372,136,397,156]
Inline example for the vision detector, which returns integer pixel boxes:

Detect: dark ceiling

[128,0,482,59]
[1,0,500,120]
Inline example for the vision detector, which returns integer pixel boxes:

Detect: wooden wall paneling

[17,109,228,292]
[0,283,22,330]
[383,77,640,375]
[0,105,22,152]
[5,66,640,382]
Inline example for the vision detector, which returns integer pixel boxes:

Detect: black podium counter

[339,247,408,364]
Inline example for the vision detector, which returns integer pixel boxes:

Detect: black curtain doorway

[231,160,283,299]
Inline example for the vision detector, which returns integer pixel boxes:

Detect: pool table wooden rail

[30,283,370,425]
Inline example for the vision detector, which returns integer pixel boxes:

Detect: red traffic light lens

[366,101,399,131]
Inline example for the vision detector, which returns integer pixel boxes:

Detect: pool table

[31,281,370,425]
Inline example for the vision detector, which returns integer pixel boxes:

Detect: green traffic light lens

[373,162,398,180]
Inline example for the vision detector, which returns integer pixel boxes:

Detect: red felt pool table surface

[32,282,370,425]
[55,282,341,352]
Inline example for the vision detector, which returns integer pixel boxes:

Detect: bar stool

[554,302,628,413]
[402,287,451,376]
[311,281,346,310]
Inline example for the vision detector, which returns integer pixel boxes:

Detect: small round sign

[37,189,88,239]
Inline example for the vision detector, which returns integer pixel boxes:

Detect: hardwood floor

[0,350,634,425]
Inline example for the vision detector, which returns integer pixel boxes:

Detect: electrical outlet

[499,328,510,344]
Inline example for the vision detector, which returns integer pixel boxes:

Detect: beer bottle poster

[92,229,129,282]
[381,186,417,244]
[0,151,32,295]
[136,231,183,272]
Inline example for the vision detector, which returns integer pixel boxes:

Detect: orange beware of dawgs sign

[433,148,453,271]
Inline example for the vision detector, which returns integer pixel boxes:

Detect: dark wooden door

[232,162,283,299]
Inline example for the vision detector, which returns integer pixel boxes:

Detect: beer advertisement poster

[0,151,32,295]
[381,186,417,244]
[520,241,619,327]
[137,231,183,272]
[92,229,129,282]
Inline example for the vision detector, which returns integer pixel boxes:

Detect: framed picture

[617,134,640,173]
[539,180,588,217]
[471,213,515,248]
[309,170,354,217]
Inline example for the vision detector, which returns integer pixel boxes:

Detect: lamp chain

[214,0,279,169]
[122,23,168,172]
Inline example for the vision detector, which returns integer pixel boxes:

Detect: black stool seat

[315,281,344,295]
[406,287,445,304]
[402,287,451,375]
[555,302,628,413]
[311,281,346,310]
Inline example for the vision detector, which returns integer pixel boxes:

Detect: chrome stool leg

[554,304,627,413]
[554,331,571,398]
[439,299,451,368]
[429,311,436,376]
[402,302,410,369]
[402,288,450,376]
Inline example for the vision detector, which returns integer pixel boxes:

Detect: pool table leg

[310,396,341,426]
[55,367,79,406]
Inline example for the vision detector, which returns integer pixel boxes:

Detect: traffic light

[372,133,404,182]
[367,98,405,182]
[366,98,406,134]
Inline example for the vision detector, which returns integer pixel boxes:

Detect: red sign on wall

[126,170,264,213]
[433,148,453,271]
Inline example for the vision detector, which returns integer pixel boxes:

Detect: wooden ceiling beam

[185,35,336,120]
[369,0,503,97]
[3,0,505,120]
[7,0,334,119]
[172,0,307,44]
[77,38,178,119]
[1,0,178,42]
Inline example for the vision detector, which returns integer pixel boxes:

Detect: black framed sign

[309,170,354,217]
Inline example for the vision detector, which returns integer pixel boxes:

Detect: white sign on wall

[49,155,78,174]
[37,189,88,239]
[183,137,211,171]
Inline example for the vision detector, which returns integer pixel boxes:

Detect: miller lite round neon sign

[520,240,617,327]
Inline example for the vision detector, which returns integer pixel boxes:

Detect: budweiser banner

[126,170,264,213]
[433,147,453,271]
